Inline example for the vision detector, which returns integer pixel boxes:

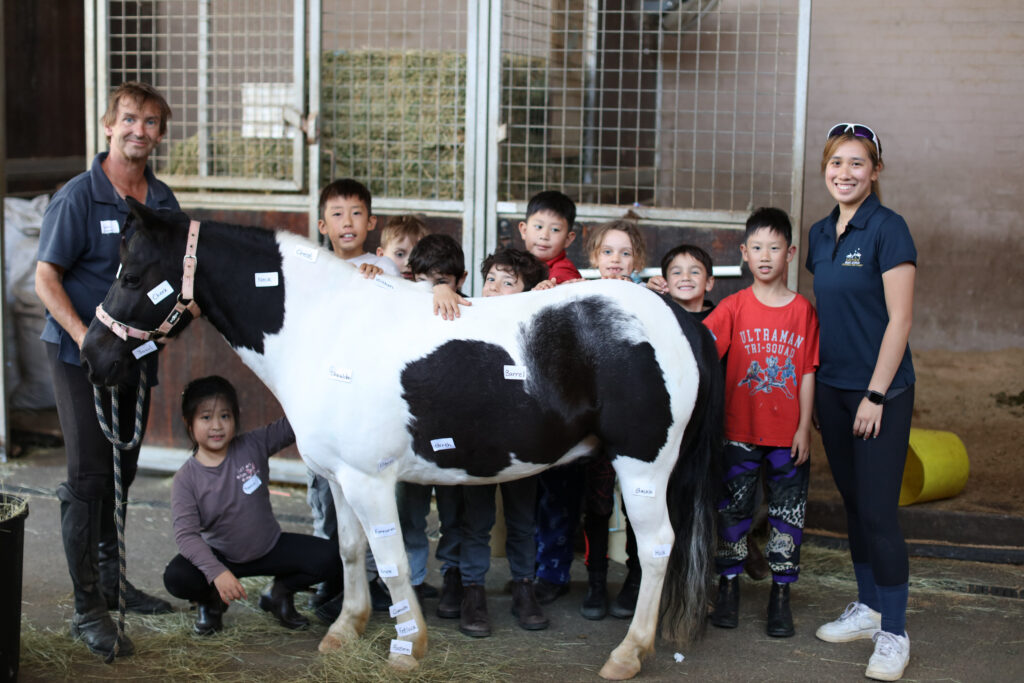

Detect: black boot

[259,580,310,630]
[608,566,642,619]
[766,582,795,637]
[580,571,609,620]
[194,591,228,636]
[437,567,463,619]
[98,498,173,615]
[510,578,549,630]
[58,483,134,658]
[532,577,569,604]
[710,575,740,629]
[308,571,344,610]
[459,584,491,638]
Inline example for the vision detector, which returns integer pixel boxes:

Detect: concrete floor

[2,446,1023,682]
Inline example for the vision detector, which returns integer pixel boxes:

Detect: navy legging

[815,382,913,587]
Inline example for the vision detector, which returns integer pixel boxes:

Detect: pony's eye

[122,274,141,287]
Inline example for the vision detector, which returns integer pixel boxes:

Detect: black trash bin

[0,493,29,683]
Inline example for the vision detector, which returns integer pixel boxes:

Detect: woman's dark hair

[181,375,239,447]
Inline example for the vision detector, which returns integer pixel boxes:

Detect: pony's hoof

[318,624,358,653]
[318,633,344,653]
[598,654,641,680]
[388,652,419,672]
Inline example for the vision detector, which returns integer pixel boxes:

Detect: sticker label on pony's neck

[632,486,656,498]
[373,523,398,538]
[132,341,158,359]
[328,366,353,383]
[100,219,120,235]
[378,564,399,578]
[389,599,410,617]
[395,620,419,637]
[242,474,262,495]
[503,365,527,380]
[390,639,413,655]
[147,280,174,304]
[295,245,319,262]
[431,438,455,451]
[375,277,395,291]
[652,543,671,558]
[378,457,396,471]
[255,272,279,287]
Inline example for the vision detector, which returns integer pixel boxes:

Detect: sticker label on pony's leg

[147,280,174,304]
[373,523,398,538]
[395,620,419,637]
[378,564,399,578]
[100,219,120,235]
[132,341,158,359]
[328,366,353,383]
[378,457,396,471]
[431,438,456,451]
[375,277,395,291]
[389,599,410,617]
[632,486,656,498]
[295,245,319,262]
[390,639,413,655]
[254,272,279,287]
[653,544,671,558]
[503,365,527,380]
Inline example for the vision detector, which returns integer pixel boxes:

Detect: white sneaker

[865,630,910,681]
[815,602,881,643]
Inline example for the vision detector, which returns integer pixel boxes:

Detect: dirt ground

[809,347,1024,515]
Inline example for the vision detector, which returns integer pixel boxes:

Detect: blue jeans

[397,482,463,584]
[460,476,539,584]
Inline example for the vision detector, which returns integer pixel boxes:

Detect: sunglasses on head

[827,123,882,156]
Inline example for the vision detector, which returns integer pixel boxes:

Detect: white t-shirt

[346,252,401,276]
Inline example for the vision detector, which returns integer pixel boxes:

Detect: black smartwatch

[864,390,886,405]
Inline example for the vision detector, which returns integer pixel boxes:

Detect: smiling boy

[517,190,580,283]
[317,179,400,274]
[651,244,717,319]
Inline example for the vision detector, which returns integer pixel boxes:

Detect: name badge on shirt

[100,219,120,235]
[242,474,262,495]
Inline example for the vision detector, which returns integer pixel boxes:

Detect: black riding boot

[98,498,173,615]
[710,574,740,629]
[609,565,642,619]
[58,483,134,658]
[766,582,795,637]
[259,579,310,630]
[194,588,229,636]
[580,571,609,620]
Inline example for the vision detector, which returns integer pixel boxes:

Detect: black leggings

[163,532,342,602]
[815,382,913,587]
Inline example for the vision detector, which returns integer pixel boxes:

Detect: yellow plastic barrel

[899,428,969,506]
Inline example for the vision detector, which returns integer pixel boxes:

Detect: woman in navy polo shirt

[805,123,916,682]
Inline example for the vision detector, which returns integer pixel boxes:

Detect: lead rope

[93,367,148,663]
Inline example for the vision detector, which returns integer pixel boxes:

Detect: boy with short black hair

[703,206,819,638]
[377,214,429,277]
[650,244,717,320]
[317,178,399,275]
[518,190,580,284]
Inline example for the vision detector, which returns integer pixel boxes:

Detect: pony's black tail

[660,300,724,644]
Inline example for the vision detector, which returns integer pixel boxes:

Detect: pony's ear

[125,197,185,237]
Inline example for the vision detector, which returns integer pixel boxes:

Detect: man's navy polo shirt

[37,152,179,365]
[805,193,916,392]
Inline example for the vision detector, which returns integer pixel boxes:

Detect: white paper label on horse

[242,474,262,495]
[147,280,174,304]
[295,245,319,262]
[328,366,353,383]
[132,341,158,359]
[254,272,279,287]
[378,457,396,472]
[395,620,419,637]
[389,599,410,617]
[373,523,398,538]
[374,277,395,291]
[100,219,120,235]
[652,543,671,558]
[632,486,656,498]
[503,365,527,381]
[431,438,456,451]
[389,639,413,655]
[378,564,399,578]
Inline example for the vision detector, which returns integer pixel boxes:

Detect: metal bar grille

[499,0,802,214]
[105,0,303,191]
[319,0,468,203]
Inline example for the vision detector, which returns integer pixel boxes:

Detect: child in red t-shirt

[703,207,819,638]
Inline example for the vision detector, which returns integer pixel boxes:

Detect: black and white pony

[80,199,723,680]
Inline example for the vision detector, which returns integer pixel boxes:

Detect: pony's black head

[80,197,198,386]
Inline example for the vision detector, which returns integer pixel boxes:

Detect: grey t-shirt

[171,417,295,583]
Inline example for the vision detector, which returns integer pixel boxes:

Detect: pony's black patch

[400,296,673,476]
